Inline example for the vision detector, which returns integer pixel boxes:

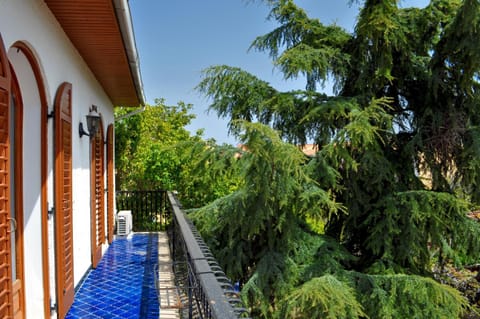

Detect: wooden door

[0,33,13,319]
[106,124,114,244]
[90,122,104,268]
[54,82,74,319]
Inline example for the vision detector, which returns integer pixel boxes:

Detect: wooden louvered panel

[91,127,104,268]
[96,131,104,243]
[106,125,114,244]
[62,122,73,291]
[0,32,12,319]
[95,167,102,247]
[54,83,74,319]
[0,116,11,318]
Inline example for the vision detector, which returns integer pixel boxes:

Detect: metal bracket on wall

[47,109,55,120]
[50,298,57,312]
[48,206,55,220]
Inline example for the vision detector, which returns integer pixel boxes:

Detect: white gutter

[113,0,146,106]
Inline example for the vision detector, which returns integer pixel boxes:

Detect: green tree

[115,99,199,191]
[115,99,239,208]
[194,0,480,317]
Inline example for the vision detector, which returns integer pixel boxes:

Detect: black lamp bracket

[79,122,90,138]
[79,105,101,138]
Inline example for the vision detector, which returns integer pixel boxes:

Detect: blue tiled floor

[66,233,160,319]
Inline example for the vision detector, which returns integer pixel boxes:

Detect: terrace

[65,191,250,319]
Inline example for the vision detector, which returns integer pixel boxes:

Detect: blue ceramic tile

[66,233,160,319]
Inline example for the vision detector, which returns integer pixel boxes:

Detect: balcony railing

[116,190,170,231]
[116,190,250,319]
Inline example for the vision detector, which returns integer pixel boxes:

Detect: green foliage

[190,122,341,276]
[280,275,366,319]
[196,66,276,133]
[365,191,480,272]
[349,272,468,319]
[250,0,351,91]
[115,107,142,189]
[190,122,345,317]
[189,122,475,318]
[191,0,480,317]
[113,1,480,316]
[115,99,197,190]
[115,99,238,208]
[179,140,243,207]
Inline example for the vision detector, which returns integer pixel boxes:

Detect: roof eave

[45,0,145,107]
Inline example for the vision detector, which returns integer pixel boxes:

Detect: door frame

[11,40,50,319]
[10,58,26,319]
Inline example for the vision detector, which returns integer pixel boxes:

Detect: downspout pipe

[113,0,146,106]
[115,105,146,121]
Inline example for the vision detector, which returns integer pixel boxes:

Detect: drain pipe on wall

[114,0,147,122]
[113,0,145,106]
[114,105,146,122]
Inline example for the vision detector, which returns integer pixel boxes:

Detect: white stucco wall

[0,0,116,317]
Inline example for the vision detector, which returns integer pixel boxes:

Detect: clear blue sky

[129,0,429,145]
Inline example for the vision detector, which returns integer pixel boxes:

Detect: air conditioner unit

[117,210,132,236]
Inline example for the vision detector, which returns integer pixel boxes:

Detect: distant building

[300,144,319,157]
[236,143,319,157]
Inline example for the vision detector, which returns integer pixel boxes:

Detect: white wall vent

[117,210,132,236]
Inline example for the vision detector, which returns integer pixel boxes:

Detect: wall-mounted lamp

[79,105,101,138]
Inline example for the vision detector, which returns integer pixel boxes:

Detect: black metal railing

[115,190,250,318]
[167,192,250,319]
[116,190,170,231]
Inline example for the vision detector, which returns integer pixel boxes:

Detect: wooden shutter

[0,33,13,319]
[90,123,104,268]
[106,124,114,244]
[54,82,74,319]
